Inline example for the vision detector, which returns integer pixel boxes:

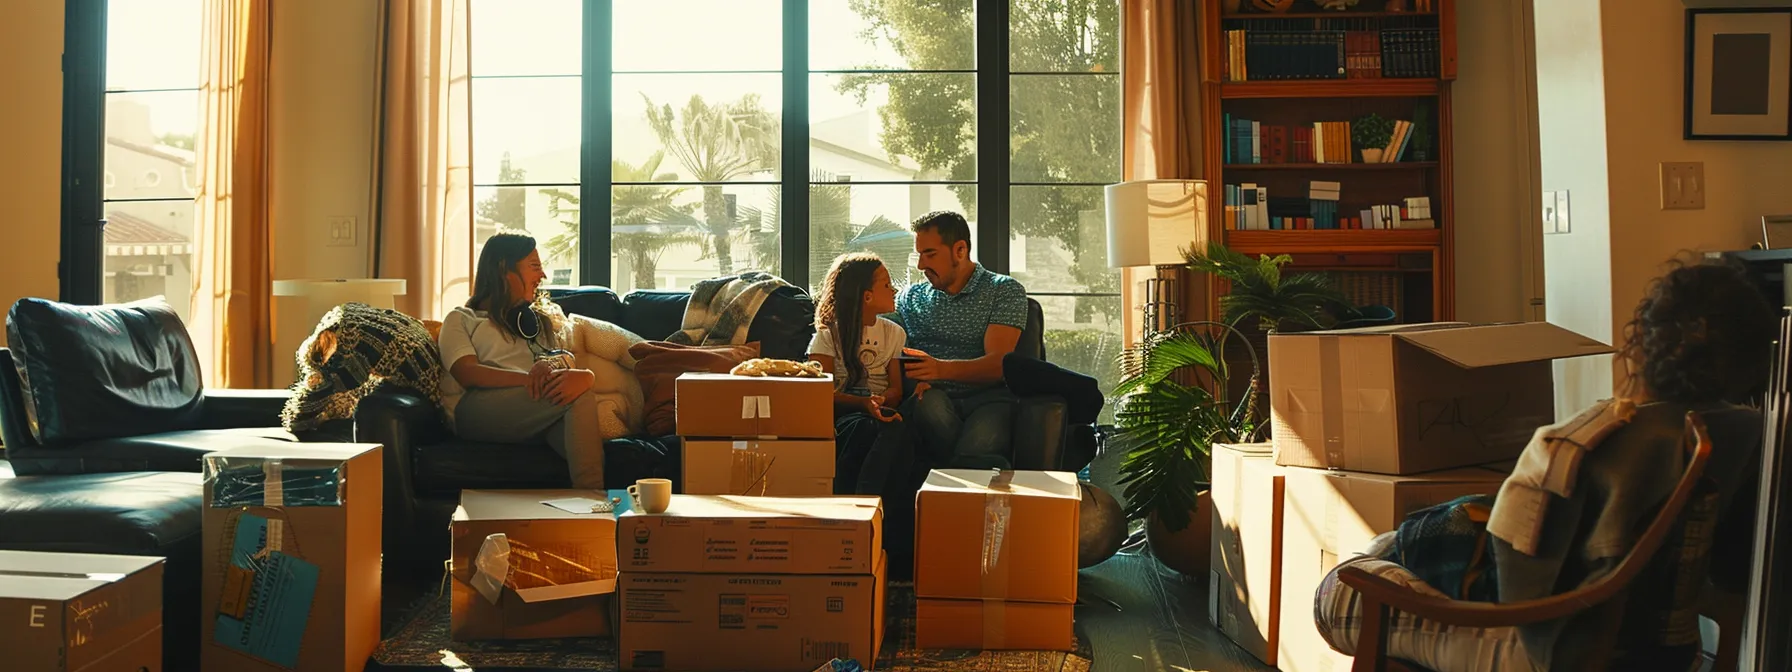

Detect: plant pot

[1361,148,1385,164]
[1146,490,1214,577]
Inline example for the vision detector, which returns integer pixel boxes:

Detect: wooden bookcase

[1198,0,1457,323]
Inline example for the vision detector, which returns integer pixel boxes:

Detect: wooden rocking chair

[1340,411,1718,672]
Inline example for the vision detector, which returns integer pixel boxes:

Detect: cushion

[0,471,202,554]
[628,341,760,436]
[619,290,689,341]
[6,297,204,445]
[1,427,299,476]
[742,284,818,361]
[551,287,626,325]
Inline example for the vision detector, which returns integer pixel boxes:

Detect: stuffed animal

[730,358,826,378]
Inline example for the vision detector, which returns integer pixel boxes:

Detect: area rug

[373,582,1093,671]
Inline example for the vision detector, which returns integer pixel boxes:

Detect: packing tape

[730,442,775,496]
[738,395,774,419]
[1318,336,1346,469]
[472,533,512,605]
[265,518,284,555]
[979,471,1016,647]
[263,459,285,507]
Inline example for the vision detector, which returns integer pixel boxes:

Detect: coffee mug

[628,478,673,514]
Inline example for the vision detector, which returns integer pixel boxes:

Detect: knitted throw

[282,302,442,432]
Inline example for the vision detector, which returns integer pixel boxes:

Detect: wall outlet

[327,216,358,247]
[1660,162,1705,210]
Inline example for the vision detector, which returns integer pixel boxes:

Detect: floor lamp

[1105,179,1208,336]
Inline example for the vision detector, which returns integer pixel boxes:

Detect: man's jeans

[904,385,1016,469]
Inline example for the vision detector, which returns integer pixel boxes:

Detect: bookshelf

[1199,0,1457,323]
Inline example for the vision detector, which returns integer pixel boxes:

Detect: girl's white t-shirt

[437,306,540,423]
[807,316,907,396]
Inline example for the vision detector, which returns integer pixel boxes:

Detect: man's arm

[929,325,1020,384]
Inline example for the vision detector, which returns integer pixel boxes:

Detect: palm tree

[542,152,702,290]
[641,93,779,276]
[737,175,915,286]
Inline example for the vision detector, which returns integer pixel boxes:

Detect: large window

[479,0,1125,412]
[100,0,204,321]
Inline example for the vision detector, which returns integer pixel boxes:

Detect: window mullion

[781,0,809,287]
[975,0,1010,274]
[61,0,108,304]
[579,0,614,287]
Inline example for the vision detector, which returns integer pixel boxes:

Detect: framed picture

[1685,8,1792,141]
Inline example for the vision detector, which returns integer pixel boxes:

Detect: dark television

[1706,248,1792,309]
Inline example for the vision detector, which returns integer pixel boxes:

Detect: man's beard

[924,260,958,289]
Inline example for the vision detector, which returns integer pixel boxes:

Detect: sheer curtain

[371,0,475,321]
[191,0,274,388]
[1120,0,1207,343]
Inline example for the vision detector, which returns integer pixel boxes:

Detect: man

[895,211,1029,469]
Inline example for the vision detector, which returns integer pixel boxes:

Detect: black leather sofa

[0,297,299,671]
[357,285,1080,564]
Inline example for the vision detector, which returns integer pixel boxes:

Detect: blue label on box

[213,514,319,668]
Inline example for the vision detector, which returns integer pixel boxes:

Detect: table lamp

[1105,179,1208,335]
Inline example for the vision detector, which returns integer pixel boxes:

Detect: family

[433,210,1037,496]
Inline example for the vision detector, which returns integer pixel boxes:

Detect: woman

[1314,260,1775,671]
[437,232,606,488]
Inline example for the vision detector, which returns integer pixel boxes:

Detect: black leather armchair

[357,285,1088,565]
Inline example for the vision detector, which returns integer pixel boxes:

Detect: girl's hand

[528,360,558,399]
[912,382,931,400]
[544,368,596,406]
[864,394,900,422]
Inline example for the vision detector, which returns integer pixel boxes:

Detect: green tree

[157,132,196,150]
[641,94,780,276]
[476,152,528,230]
[839,0,1119,293]
[736,171,915,281]
[542,152,702,290]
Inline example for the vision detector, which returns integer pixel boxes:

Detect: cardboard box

[619,495,881,574]
[200,443,382,672]
[1269,322,1609,474]
[675,373,835,439]
[915,598,1074,651]
[914,470,1080,604]
[1277,463,1509,672]
[618,553,887,672]
[683,439,835,496]
[0,551,163,672]
[449,489,619,641]
[1208,443,1282,666]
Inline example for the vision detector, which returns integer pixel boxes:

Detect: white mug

[628,478,673,514]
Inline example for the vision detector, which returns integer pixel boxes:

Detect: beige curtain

[191,0,274,388]
[1120,0,1205,343]
[372,0,474,320]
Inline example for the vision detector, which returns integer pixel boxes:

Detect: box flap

[675,372,835,385]
[455,489,620,523]
[621,494,880,522]
[1291,321,1471,336]
[918,469,1080,500]
[1392,322,1611,369]
[514,578,616,603]
[201,442,379,463]
[0,551,159,601]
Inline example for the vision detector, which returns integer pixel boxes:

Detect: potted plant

[1111,322,1263,576]
[1353,113,1395,163]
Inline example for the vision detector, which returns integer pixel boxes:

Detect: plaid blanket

[281,302,441,432]
[1380,493,1500,602]
[666,271,791,347]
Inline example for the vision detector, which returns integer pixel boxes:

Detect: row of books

[1225,182,1436,231]
[1221,27,1442,82]
[1225,115,1425,165]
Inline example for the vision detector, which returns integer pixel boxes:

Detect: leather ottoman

[0,471,203,671]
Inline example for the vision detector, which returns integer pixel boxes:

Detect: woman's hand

[863,394,900,422]
[527,360,558,399]
[543,368,595,406]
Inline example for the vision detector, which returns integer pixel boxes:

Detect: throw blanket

[283,302,441,433]
[558,314,648,438]
[1379,494,1499,601]
[1487,398,1636,556]
[667,271,791,347]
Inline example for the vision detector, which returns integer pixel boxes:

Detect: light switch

[1661,162,1705,210]
[1542,190,1571,234]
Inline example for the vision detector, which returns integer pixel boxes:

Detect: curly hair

[1620,257,1777,403]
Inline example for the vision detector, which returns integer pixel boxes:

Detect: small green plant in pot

[1185,241,1356,334]
[1353,113,1395,163]
[1111,322,1263,576]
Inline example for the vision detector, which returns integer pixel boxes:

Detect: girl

[437,232,607,488]
[808,252,925,422]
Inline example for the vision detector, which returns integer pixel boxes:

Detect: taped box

[1208,443,1282,667]
[0,551,163,672]
[619,495,881,574]
[682,439,834,496]
[200,443,382,672]
[914,470,1079,651]
[450,490,619,641]
[619,552,886,672]
[674,373,834,439]
[1276,463,1510,672]
[1269,321,1609,474]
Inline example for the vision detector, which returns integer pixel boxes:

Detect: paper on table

[541,497,611,515]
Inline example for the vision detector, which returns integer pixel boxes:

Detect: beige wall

[1450,0,1540,326]
[0,2,65,347]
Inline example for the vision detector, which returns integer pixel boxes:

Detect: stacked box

[0,551,164,671]
[676,373,837,495]
[914,470,1080,651]
[1208,443,1282,667]
[449,489,619,641]
[200,443,382,672]
[617,495,886,671]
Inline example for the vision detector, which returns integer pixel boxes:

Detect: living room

[5,0,1792,671]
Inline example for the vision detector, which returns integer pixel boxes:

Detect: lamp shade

[1105,179,1207,268]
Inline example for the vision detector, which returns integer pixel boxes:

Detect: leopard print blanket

[282,302,442,432]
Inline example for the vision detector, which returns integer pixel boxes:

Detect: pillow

[5,296,204,445]
[628,340,760,436]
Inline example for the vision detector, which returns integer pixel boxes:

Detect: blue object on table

[1336,304,1398,329]
[607,489,633,516]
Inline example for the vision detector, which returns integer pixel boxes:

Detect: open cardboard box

[450,489,619,641]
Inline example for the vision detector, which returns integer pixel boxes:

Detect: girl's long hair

[466,231,565,343]
[816,253,886,390]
